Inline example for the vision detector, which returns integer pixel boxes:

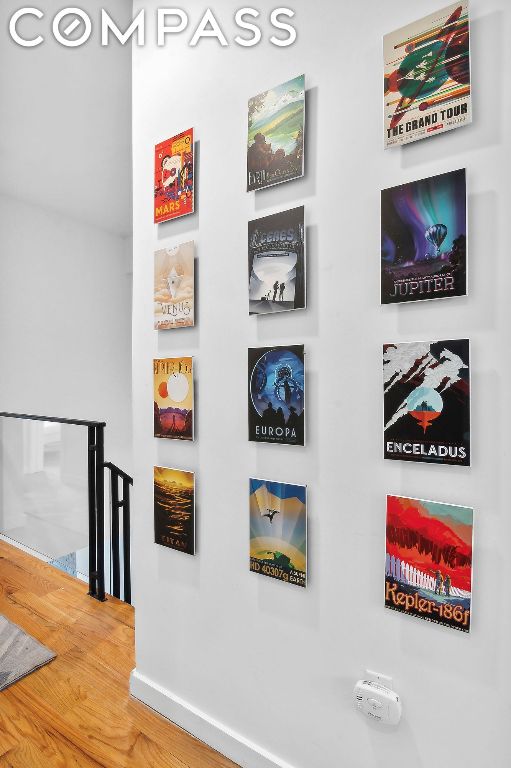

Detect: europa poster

[248,345,305,446]
[154,466,195,555]
[247,74,305,192]
[154,241,195,329]
[250,478,307,588]
[248,206,305,315]
[383,339,470,466]
[384,2,471,148]
[154,128,194,223]
[381,169,467,304]
[154,357,194,441]
[385,495,473,632]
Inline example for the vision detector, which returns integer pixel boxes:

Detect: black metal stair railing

[104,462,133,604]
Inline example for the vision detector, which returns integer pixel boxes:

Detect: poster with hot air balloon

[154,241,195,329]
[381,169,467,304]
[384,2,471,148]
[154,357,194,441]
[385,495,473,632]
[383,339,470,466]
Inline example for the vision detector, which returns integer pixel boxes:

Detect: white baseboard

[130,668,296,768]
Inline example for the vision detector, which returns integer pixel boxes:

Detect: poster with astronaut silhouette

[154,357,194,441]
[248,206,305,315]
[383,339,470,466]
[250,478,307,588]
[154,241,195,329]
[154,129,194,223]
[248,345,305,446]
[385,495,473,632]
[247,75,305,191]
[384,3,471,148]
[381,169,467,304]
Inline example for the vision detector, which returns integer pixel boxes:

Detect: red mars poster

[154,129,194,224]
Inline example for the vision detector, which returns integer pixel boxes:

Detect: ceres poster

[385,495,473,632]
[384,3,471,148]
[154,357,194,441]
[154,129,194,223]
[154,241,195,329]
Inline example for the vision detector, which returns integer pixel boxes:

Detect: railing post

[122,477,131,605]
[95,424,106,602]
[87,425,98,599]
[111,471,120,599]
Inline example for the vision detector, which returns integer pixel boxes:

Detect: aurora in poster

[381,169,467,304]
[248,345,305,446]
[383,339,470,466]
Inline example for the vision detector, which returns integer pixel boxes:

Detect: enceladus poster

[384,2,471,148]
[385,495,473,632]
[154,357,194,441]
[154,241,195,329]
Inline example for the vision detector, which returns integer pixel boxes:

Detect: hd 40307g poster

[248,345,305,446]
[383,339,470,466]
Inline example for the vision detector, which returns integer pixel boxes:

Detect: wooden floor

[0,540,239,768]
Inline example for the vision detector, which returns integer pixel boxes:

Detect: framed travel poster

[154,466,195,555]
[154,357,194,441]
[154,128,194,223]
[154,241,195,329]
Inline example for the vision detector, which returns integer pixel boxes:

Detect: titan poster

[381,169,467,304]
[248,206,305,315]
[385,495,473,632]
[247,75,305,192]
[248,345,305,446]
[154,466,195,555]
[384,3,471,148]
[154,241,195,329]
[383,339,470,466]
[250,478,307,588]
[154,357,194,441]
[154,128,194,223]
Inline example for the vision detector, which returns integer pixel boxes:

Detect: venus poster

[385,495,473,632]
[384,3,471,148]
[154,241,195,329]
[154,357,194,441]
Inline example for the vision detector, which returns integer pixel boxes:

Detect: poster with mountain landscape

[250,478,307,587]
[154,241,195,329]
[385,495,473,632]
[383,339,470,466]
[154,357,194,440]
[154,466,195,555]
[247,74,305,191]
[249,206,306,315]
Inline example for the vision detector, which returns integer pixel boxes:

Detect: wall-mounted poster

[385,495,473,632]
[381,169,467,304]
[248,345,305,446]
[154,466,195,555]
[383,339,470,466]
[154,128,194,223]
[154,357,194,441]
[249,206,305,315]
[247,74,305,192]
[154,241,195,329]
[250,478,307,588]
[384,2,471,148]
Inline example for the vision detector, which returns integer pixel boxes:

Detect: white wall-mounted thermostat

[353,670,402,726]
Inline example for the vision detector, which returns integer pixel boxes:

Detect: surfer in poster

[248,345,305,446]
[383,339,470,466]
[250,478,307,588]
[381,169,467,304]
[384,2,471,148]
[385,495,473,632]
[154,129,194,223]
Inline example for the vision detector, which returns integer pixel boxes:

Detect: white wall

[131,2,511,766]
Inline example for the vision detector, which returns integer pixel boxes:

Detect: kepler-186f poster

[381,169,467,304]
[154,466,195,555]
[154,241,195,329]
[250,478,307,588]
[385,495,473,632]
[248,206,305,315]
[248,345,305,446]
[154,357,194,441]
[384,3,471,148]
[247,75,305,192]
[154,129,194,223]
[383,339,470,466]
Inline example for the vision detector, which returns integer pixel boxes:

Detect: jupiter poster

[250,478,307,588]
